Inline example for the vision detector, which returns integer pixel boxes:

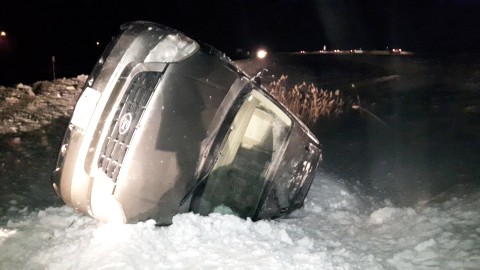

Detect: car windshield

[194,89,292,218]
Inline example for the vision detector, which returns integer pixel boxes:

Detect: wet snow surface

[1,172,479,269]
[2,54,480,269]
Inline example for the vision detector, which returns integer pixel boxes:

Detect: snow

[1,170,479,269]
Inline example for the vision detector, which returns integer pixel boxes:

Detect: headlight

[145,33,199,63]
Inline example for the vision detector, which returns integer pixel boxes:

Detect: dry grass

[266,75,346,126]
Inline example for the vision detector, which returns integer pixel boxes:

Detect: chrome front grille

[99,71,162,181]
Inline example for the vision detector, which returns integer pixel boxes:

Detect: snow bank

[1,171,479,269]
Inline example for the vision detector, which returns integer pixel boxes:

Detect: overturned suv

[52,21,321,225]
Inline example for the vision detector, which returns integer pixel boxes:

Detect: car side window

[195,89,292,218]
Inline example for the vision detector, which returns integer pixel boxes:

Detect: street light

[0,31,8,52]
[256,49,267,59]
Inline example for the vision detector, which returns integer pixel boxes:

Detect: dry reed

[266,75,346,126]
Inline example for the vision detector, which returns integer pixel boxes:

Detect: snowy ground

[1,169,479,269]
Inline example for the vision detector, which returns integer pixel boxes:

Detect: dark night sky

[1,0,480,84]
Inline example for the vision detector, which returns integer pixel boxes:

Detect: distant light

[256,49,267,59]
[0,31,6,37]
[96,41,100,46]
[300,50,305,54]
